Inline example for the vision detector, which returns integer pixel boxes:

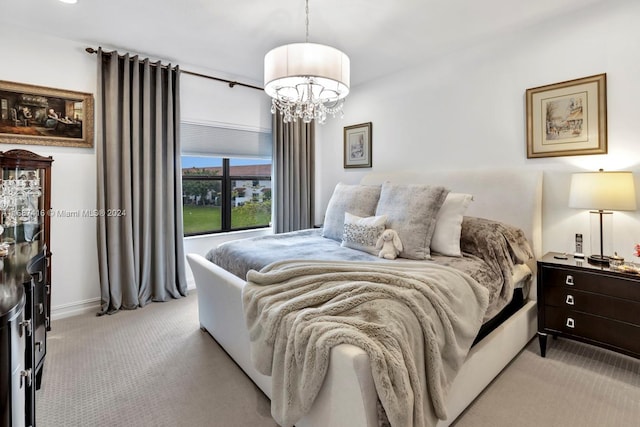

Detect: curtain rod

[85,47,263,91]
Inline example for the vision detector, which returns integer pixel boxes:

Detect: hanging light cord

[305,0,310,42]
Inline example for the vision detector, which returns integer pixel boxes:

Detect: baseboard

[187,276,197,291]
[52,284,198,321]
[51,297,101,321]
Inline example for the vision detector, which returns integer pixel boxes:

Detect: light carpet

[37,292,640,426]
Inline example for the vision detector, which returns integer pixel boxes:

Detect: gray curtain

[96,48,187,315]
[272,111,315,233]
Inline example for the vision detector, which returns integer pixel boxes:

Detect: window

[180,121,272,236]
[182,156,272,236]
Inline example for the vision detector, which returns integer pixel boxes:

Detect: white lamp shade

[264,43,350,102]
[569,171,637,211]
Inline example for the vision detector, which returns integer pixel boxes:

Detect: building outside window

[182,156,272,236]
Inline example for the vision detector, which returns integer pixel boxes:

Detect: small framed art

[344,122,372,168]
[526,73,607,158]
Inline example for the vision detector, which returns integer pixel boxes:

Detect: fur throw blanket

[243,260,489,427]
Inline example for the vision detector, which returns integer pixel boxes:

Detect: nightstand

[537,252,640,359]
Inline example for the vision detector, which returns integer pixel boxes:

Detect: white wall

[0,26,101,318]
[0,24,274,316]
[180,71,271,131]
[4,1,639,315]
[180,69,274,287]
[317,0,640,260]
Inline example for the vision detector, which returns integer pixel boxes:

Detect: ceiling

[1,0,609,87]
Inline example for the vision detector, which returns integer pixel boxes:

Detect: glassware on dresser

[0,174,42,227]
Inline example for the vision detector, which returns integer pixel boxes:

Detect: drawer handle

[565,295,575,305]
[566,317,575,328]
[21,369,32,389]
[20,319,32,337]
[565,275,574,286]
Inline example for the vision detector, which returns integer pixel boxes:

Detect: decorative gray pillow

[341,212,387,255]
[375,183,449,260]
[322,183,381,241]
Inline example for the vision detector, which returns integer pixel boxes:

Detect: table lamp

[569,169,637,265]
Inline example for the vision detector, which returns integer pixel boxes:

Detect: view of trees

[182,162,271,234]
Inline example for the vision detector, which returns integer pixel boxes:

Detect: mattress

[207,228,532,322]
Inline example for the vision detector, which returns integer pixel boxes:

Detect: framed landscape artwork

[0,80,94,148]
[526,73,607,158]
[344,122,372,168]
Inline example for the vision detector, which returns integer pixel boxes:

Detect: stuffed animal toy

[376,229,403,260]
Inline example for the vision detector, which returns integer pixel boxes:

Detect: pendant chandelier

[264,0,350,124]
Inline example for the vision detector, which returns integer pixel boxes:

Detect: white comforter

[243,260,490,427]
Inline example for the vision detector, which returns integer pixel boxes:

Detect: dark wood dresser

[537,252,640,358]
[0,149,52,426]
[0,281,26,427]
[0,241,47,426]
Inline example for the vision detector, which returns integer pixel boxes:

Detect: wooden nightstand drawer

[543,266,640,302]
[537,253,640,359]
[545,306,640,356]
[544,286,640,325]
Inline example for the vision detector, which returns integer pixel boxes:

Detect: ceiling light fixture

[264,0,350,124]
[58,0,78,4]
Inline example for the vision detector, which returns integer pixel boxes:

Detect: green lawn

[183,204,271,235]
[183,205,221,234]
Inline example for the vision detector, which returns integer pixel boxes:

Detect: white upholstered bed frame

[187,169,543,427]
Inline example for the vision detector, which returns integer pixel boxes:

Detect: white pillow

[341,212,388,255]
[430,193,473,257]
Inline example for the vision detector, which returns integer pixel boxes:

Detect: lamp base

[588,254,610,265]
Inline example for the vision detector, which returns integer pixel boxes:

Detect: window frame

[182,157,272,237]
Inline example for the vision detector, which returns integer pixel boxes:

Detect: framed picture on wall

[526,73,607,158]
[0,80,94,148]
[344,122,372,168]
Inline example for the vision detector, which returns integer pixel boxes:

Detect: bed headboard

[360,169,543,259]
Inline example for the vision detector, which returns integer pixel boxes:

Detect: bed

[187,169,542,427]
